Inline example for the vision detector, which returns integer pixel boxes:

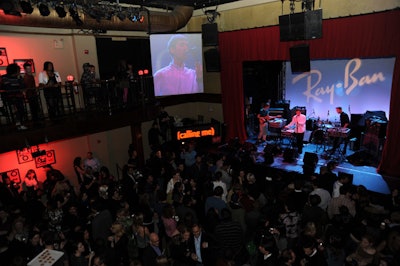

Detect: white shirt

[286,113,307,133]
[332,181,343,198]
[310,188,332,210]
[38,71,62,85]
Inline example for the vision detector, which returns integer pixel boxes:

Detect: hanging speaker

[204,48,221,72]
[202,23,219,46]
[279,9,322,41]
[290,44,310,73]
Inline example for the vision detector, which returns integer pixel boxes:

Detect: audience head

[149,232,160,247]
[213,186,224,197]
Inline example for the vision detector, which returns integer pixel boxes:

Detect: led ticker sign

[177,126,216,140]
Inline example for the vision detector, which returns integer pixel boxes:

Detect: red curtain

[219,10,400,177]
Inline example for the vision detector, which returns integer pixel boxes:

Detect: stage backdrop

[286,57,395,120]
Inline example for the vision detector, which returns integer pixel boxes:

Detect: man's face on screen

[171,39,189,62]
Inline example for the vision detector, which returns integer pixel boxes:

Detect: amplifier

[269,108,284,117]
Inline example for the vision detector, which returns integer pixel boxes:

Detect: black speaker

[303,152,318,166]
[304,9,322,40]
[204,48,221,72]
[283,148,296,163]
[202,23,219,46]
[279,9,322,41]
[279,12,305,41]
[290,44,310,73]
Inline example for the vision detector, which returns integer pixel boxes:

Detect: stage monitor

[150,33,204,97]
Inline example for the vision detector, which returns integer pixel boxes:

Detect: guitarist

[257,102,273,143]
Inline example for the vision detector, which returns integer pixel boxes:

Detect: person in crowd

[279,200,301,250]
[38,61,62,120]
[73,157,86,185]
[332,172,351,198]
[22,169,40,195]
[84,151,101,176]
[327,184,356,219]
[169,226,195,266]
[142,232,163,266]
[0,173,22,207]
[23,61,40,123]
[69,240,94,266]
[299,236,327,266]
[346,233,380,266]
[161,204,179,240]
[205,186,227,217]
[107,222,129,266]
[214,208,247,264]
[0,63,27,130]
[309,178,332,211]
[278,249,296,266]
[189,224,217,265]
[153,34,202,96]
[213,171,228,202]
[255,234,279,266]
[284,107,307,154]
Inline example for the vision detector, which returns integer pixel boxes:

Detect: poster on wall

[16,148,34,164]
[0,48,9,67]
[14,59,35,74]
[35,150,56,168]
[0,169,21,184]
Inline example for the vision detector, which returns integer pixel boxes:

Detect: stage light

[69,4,83,26]
[138,70,144,76]
[55,4,66,18]
[143,69,149,75]
[117,12,126,21]
[0,0,22,16]
[20,1,33,14]
[38,2,50,16]
[139,15,144,23]
[67,75,74,82]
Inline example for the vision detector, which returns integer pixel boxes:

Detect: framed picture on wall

[0,48,9,67]
[16,148,34,164]
[0,169,21,184]
[35,150,56,168]
[14,59,35,74]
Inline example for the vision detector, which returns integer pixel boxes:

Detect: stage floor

[248,137,392,195]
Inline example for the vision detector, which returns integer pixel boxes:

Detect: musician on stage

[284,108,307,154]
[256,102,271,143]
[330,106,350,155]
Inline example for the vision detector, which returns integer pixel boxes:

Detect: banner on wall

[285,57,395,120]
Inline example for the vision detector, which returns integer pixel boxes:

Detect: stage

[247,134,393,195]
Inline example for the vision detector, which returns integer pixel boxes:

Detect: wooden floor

[248,136,396,195]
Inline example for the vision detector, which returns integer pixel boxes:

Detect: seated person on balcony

[0,63,27,130]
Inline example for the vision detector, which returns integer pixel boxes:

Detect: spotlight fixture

[69,4,83,26]
[38,2,50,16]
[20,0,33,14]
[116,11,126,21]
[0,0,22,16]
[129,9,144,23]
[55,4,66,18]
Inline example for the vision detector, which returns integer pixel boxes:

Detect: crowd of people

[0,138,400,266]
